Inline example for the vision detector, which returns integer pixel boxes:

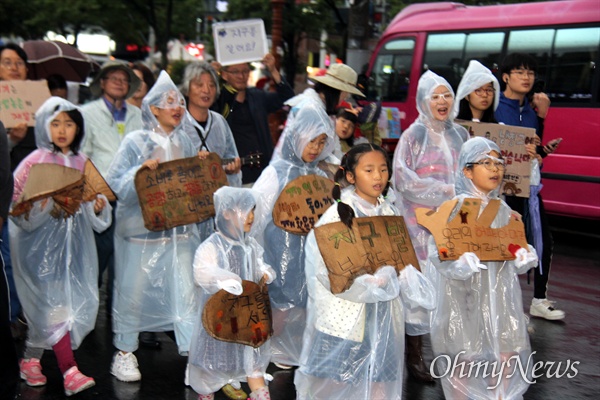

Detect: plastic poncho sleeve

[106,138,144,206]
[82,194,113,233]
[394,130,455,207]
[192,240,243,295]
[249,236,276,284]
[10,198,55,233]
[427,236,488,280]
[398,264,436,311]
[249,166,279,245]
[514,244,538,275]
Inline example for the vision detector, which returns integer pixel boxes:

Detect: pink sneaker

[19,358,47,387]
[198,394,215,400]
[63,366,95,396]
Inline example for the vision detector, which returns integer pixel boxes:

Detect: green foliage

[168,60,191,86]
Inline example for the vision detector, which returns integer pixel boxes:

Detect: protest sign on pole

[213,19,268,66]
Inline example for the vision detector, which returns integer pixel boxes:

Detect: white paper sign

[213,19,268,66]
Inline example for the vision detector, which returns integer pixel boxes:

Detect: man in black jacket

[213,53,294,185]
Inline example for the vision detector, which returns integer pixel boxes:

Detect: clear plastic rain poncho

[251,100,335,366]
[295,188,434,400]
[9,96,112,349]
[183,109,242,241]
[392,70,469,261]
[106,71,201,354]
[427,137,538,400]
[454,60,500,117]
[188,187,276,395]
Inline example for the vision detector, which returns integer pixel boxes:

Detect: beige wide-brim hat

[89,61,141,99]
[310,63,365,97]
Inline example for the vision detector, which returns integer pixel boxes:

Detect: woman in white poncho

[10,96,112,395]
[427,137,538,400]
[106,71,202,382]
[189,186,275,400]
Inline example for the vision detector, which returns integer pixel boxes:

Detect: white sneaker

[111,351,142,382]
[184,363,190,387]
[530,298,565,320]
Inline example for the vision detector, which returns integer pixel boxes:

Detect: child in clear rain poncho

[251,100,335,368]
[106,71,202,383]
[455,60,500,123]
[10,97,112,396]
[427,137,538,400]
[392,70,469,381]
[295,144,434,400]
[189,187,276,400]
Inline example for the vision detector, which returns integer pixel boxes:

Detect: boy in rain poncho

[189,186,276,400]
[427,137,538,399]
[391,70,470,381]
[251,100,335,368]
[10,97,112,395]
[106,71,202,382]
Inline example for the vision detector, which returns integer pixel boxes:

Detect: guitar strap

[193,114,213,152]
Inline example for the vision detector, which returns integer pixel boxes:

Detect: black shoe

[139,332,161,349]
[406,334,434,383]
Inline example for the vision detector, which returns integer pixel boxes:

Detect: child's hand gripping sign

[202,278,273,348]
[416,198,529,261]
[314,216,420,294]
[272,174,335,235]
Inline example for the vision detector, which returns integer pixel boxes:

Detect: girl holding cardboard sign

[295,144,434,400]
[10,97,112,396]
[426,137,538,400]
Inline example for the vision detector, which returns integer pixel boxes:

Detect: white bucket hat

[310,63,365,97]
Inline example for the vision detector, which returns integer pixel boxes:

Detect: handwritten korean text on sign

[213,19,268,66]
[0,80,51,128]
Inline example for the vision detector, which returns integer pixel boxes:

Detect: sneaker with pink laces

[19,358,47,387]
[63,366,95,396]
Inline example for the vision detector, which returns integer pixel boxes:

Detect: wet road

[12,215,600,399]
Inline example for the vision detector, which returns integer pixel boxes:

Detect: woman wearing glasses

[455,60,500,123]
[391,70,470,382]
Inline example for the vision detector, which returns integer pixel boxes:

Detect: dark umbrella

[22,40,100,82]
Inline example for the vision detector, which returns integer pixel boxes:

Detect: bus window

[370,38,415,102]
[548,27,600,104]
[424,33,465,88]
[463,32,504,73]
[507,29,555,79]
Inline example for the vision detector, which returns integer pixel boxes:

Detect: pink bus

[366,0,600,219]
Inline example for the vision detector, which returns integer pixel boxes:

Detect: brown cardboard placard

[202,279,273,348]
[314,216,420,294]
[83,159,116,202]
[456,120,535,198]
[416,198,529,261]
[134,153,228,232]
[0,80,51,128]
[273,174,335,235]
[10,163,84,218]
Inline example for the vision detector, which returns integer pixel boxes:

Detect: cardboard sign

[83,159,116,202]
[416,198,529,261]
[273,174,335,235]
[202,279,273,348]
[456,120,535,198]
[314,216,420,294]
[10,163,84,218]
[0,80,51,128]
[134,153,228,232]
[213,19,268,66]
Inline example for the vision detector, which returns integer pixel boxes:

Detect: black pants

[506,194,554,299]
[96,203,116,309]
[0,239,19,399]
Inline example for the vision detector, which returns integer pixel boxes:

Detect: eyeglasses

[510,69,536,79]
[473,88,495,97]
[306,138,328,149]
[430,92,454,102]
[467,159,506,171]
[224,68,250,76]
[104,76,130,85]
[0,59,26,69]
